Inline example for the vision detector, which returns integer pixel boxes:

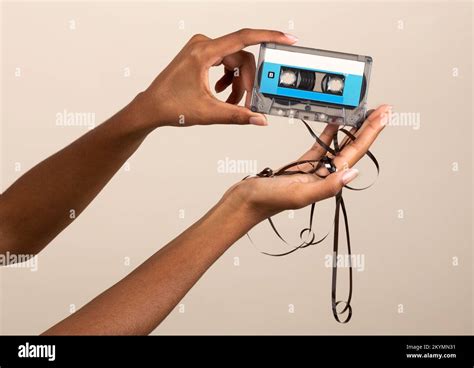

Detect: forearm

[42,192,258,335]
[0,94,153,256]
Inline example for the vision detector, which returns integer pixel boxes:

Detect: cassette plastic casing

[250,43,373,127]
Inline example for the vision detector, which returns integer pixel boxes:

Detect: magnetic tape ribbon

[245,119,380,324]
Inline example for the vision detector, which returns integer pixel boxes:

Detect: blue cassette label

[260,62,363,107]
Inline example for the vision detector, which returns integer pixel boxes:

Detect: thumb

[210,100,268,126]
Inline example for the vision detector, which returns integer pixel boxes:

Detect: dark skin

[0,28,389,335]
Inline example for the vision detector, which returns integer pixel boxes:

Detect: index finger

[208,28,298,58]
[333,104,391,170]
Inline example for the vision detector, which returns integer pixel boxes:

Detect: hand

[135,28,298,128]
[226,104,391,223]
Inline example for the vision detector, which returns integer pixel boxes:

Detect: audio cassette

[250,43,373,127]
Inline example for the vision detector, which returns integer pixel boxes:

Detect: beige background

[0,1,472,334]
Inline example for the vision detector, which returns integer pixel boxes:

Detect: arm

[43,194,257,335]
[0,97,151,256]
[43,105,390,335]
[0,29,297,258]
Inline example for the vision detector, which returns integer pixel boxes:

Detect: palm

[250,173,320,212]
[233,104,389,219]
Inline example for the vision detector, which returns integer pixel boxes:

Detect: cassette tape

[250,43,372,127]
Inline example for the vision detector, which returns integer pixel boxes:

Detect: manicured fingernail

[284,33,298,43]
[341,168,359,185]
[380,106,392,126]
[249,116,268,126]
[368,105,392,126]
[384,105,393,115]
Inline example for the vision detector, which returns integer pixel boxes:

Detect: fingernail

[384,104,393,115]
[341,168,359,185]
[249,116,268,126]
[368,105,392,126]
[284,33,298,43]
[380,106,392,126]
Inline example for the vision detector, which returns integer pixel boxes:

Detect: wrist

[131,91,166,130]
[220,181,266,230]
[185,187,261,255]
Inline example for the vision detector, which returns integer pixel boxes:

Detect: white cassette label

[264,48,365,76]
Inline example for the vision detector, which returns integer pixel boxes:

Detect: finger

[215,68,234,93]
[337,127,357,152]
[186,33,212,46]
[238,51,256,108]
[286,124,339,173]
[209,100,268,126]
[333,104,391,170]
[298,124,339,161]
[297,168,359,205]
[207,28,297,59]
[223,59,247,105]
[366,108,375,117]
[244,90,252,108]
[221,51,256,107]
[226,83,246,105]
[338,108,375,149]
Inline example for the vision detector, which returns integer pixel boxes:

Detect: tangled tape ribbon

[245,119,380,323]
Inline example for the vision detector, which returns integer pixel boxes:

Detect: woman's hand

[226,104,391,223]
[135,28,298,129]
